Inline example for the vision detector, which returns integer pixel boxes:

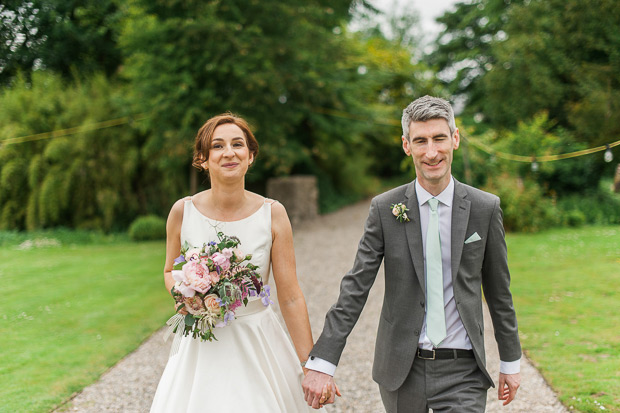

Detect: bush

[128,215,166,241]
[483,174,560,232]
[556,184,620,225]
[564,210,586,227]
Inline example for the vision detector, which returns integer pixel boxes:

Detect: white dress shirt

[306,177,520,376]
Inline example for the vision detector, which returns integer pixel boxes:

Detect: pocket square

[464,232,481,244]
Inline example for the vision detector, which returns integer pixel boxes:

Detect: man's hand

[498,372,520,405]
[302,369,341,409]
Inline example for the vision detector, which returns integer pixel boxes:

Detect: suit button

[414,330,420,336]
[310,356,315,360]
[420,301,424,307]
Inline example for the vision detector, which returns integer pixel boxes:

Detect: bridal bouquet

[169,231,272,342]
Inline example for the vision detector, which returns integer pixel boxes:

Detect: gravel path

[63,199,567,412]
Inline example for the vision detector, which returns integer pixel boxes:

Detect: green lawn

[0,239,170,413]
[0,226,618,412]
[507,226,620,412]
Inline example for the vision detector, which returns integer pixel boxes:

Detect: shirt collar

[415,177,454,208]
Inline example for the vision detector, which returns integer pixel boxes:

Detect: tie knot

[428,198,439,212]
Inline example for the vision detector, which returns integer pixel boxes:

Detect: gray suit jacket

[310,178,522,391]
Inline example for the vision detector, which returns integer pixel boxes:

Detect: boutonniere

[391,203,410,222]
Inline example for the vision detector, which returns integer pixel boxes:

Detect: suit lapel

[404,182,426,290]
[451,180,471,282]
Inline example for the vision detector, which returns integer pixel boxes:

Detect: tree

[0,0,121,85]
[0,73,143,230]
[117,0,386,210]
[430,0,620,191]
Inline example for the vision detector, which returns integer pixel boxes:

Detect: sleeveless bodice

[180,199,272,284]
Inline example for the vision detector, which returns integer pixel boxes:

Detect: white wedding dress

[150,199,314,412]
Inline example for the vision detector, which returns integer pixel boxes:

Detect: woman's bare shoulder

[168,196,191,221]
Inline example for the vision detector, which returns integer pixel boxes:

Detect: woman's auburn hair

[192,112,259,170]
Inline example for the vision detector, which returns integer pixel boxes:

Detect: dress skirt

[150,299,314,412]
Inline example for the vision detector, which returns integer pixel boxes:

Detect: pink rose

[392,206,400,216]
[183,261,212,293]
[232,247,245,262]
[222,248,234,259]
[172,271,196,297]
[209,270,220,284]
[184,295,207,315]
[204,294,221,314]
[211,252,231,271]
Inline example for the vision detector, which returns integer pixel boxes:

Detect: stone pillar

[614,164,620,193]
[266,175,318,226]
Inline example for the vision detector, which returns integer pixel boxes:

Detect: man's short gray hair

[401,95,456,139]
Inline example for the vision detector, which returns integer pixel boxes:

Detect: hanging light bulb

[531,157,539,172]
[604,144,613,163]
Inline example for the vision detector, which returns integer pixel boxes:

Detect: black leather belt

[416,348,475,360]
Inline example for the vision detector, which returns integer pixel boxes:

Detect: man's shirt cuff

[305,356,337,376]
[500,358,521,374]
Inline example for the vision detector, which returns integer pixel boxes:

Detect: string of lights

[463,135,620,163]
[0,114,149,146]
[1,109,617,165]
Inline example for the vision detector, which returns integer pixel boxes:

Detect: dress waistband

[235,298,270,317]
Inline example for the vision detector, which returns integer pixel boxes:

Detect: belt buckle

[418,349,435,360]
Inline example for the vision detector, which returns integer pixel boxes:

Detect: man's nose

[426,142,439,158]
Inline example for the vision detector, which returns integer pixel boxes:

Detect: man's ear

[402,136,411,156]
[452,128,460,150]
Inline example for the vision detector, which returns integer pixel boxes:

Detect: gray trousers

[379,357,490,413]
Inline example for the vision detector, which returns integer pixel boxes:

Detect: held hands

[498,372,521,405]
[302,369,342,409]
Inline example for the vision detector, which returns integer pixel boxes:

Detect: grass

[0,225,618,412]
[507,226,620,412]
[0,236,170,413]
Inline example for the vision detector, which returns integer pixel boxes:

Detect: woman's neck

[208,180,247,213]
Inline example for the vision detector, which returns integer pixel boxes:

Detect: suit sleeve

[309,197,385,365]
[481,198,522,363]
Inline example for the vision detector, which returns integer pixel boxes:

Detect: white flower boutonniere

[391,203,410,222]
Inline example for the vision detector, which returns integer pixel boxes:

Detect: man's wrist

[500,358,521,374]
[304,356,337,376]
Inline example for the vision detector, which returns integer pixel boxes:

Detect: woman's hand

[319,381,342,408]
[175,302,188,315]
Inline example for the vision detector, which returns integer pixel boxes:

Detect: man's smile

[424,160,443,167]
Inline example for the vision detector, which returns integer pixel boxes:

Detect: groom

[302,96,522,412]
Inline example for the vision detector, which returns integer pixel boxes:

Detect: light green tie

[426,198,446,347]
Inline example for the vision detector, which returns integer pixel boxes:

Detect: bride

[150,113,337,411]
